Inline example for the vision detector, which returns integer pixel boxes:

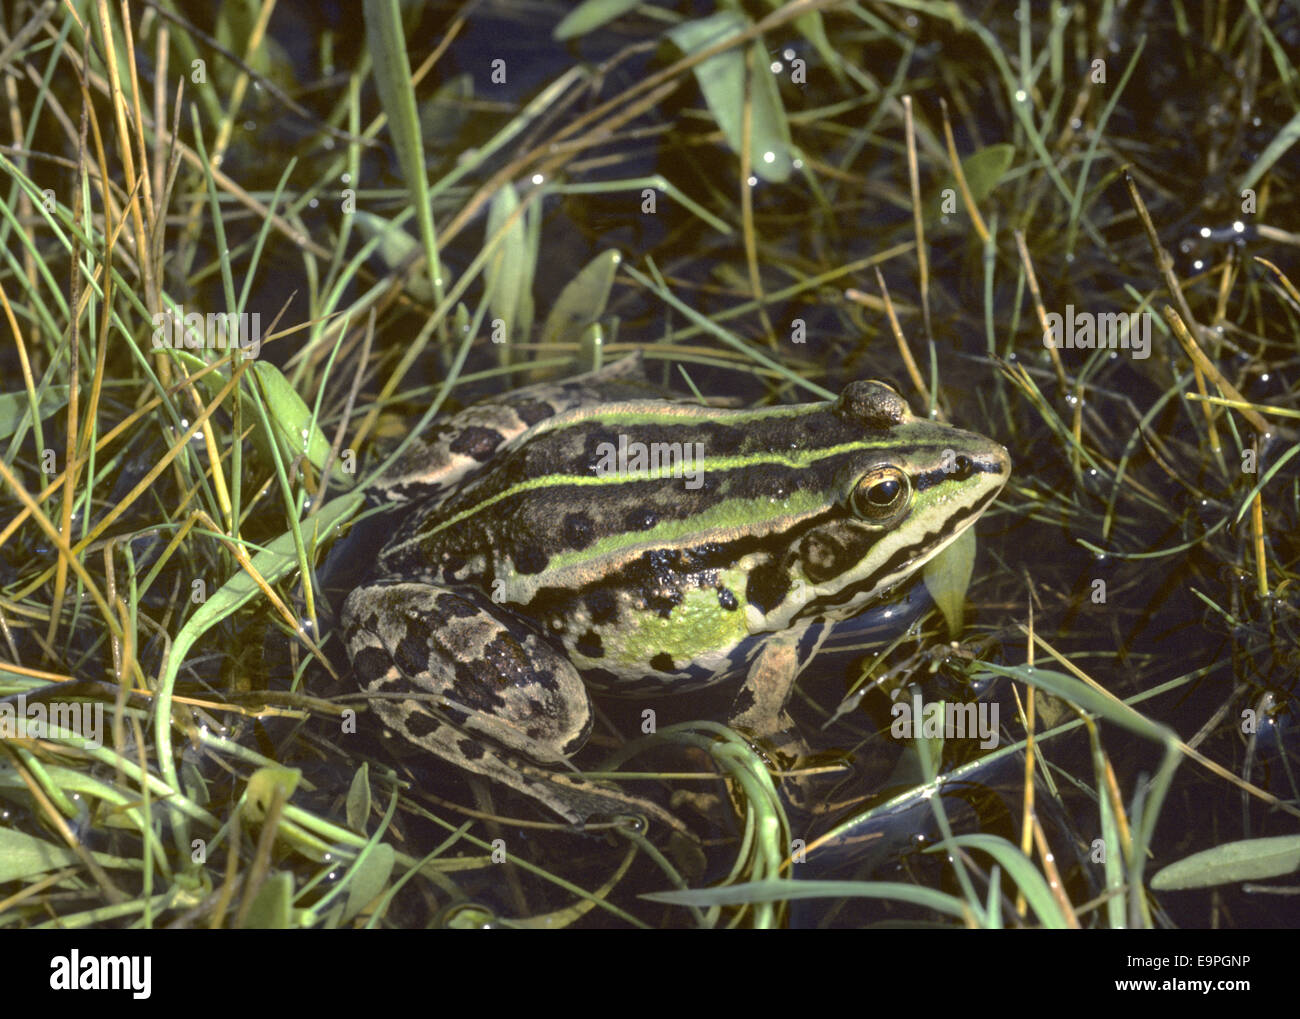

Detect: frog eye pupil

[852,470,909,520]
[868,480,899,505]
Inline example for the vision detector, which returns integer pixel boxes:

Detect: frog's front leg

[728,627,838,811]
[342,581,679,828]
[728,626,828,734]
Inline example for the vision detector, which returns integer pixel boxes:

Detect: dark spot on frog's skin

[582,430,621,468]
[575,631,604,658]
[455,669,509,712]
[507,399,556,427]
[353,646,396,688]
[449,426,506,462]
[717,587,738,611]
[562,511,596,550]
[586,589,617,624]
[530,668,561,693]
[393,632,434,677]
[650,652,675,673]
[457,738,487,761]
[745,559,791,615]
[443,706,469,725]
[405,712,439,740]
[801,531,846,582]
[439,555,468,581]
[625,507,659,531]
[513,545,549,575]
[625,549,686,617]
[434,592,480,619]
[731,686,756,716]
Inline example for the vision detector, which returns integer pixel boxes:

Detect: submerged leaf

[924,525,976,637]
[0,385,68,439]
[540,249,622,353]
[926,143,1015,226]
[484,183,534,348]
[343,843,395,924]
[666,13,793,183]
[1151,835,1300,890]
[554,0,643,41]
[242,872,294,929]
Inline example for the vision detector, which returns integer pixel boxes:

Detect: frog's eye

[850,466,912,523]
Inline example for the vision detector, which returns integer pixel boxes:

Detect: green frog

[341,356,1010,826]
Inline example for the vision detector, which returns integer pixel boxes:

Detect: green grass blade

[363,0,445,304]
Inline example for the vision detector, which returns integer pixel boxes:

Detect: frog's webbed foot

[343,581,683,831]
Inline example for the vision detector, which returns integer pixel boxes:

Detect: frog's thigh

[343,582,593,763]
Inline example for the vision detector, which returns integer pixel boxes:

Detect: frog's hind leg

[343,581,682,830]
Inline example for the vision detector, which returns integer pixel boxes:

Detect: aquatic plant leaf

[242,871,293,928]
[924,524,976,638]
[554,0,644,41]
[0,385,68,439]
[666,13,793,183]
[540,249,621,352]
[1151,834,1300,890]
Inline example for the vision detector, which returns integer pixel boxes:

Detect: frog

[341,354,1010,827]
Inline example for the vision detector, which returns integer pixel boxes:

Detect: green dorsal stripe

[419,438,934,541]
